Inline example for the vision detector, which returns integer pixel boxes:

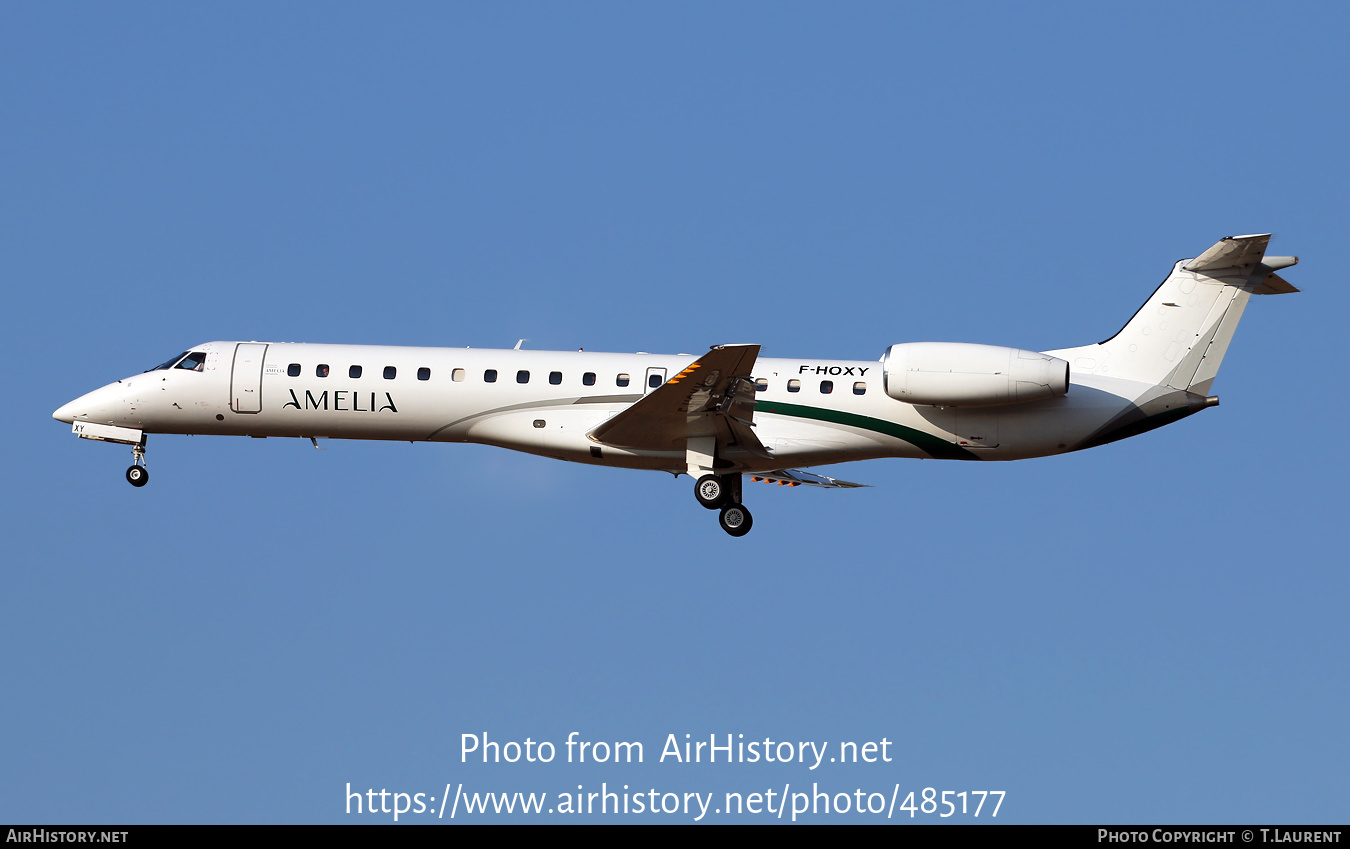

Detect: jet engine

[882,342,1069,407]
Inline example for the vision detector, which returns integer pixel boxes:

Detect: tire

[718,503,753,537]
[695,474,725,509]
[126,466,149,487]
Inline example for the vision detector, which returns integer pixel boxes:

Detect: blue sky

[2,2,1346,823]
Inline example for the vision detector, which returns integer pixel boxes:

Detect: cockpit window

[148,351,190,371]
[175,352,207,372]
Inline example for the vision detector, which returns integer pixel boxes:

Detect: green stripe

[754,400,979,461]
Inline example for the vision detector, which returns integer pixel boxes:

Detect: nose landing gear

[125,438,149,487]
[693,473,752,536]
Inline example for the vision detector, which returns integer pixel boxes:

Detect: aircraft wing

[750,469,869,488]
[587,344,769,455]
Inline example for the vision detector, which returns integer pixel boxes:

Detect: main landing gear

[125,439,149,488]
[695,473,753,537]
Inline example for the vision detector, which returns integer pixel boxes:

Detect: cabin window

[617,373,630,387]
[418,367,431,381]
[517,370,530,384]
[853,381,866,395]
[787,379,800,393]
[648,373,663,389]
[316,364,330,378]
[287,363,301,377]
[452,368,465,382]
[583,372,596,386]
[484,369,497,383]
[820,380,833,394]
[383,366,397,379]
[549,371,562,385]
[755,378,768,392]
[349,365,362,379]
[174,352,207,372]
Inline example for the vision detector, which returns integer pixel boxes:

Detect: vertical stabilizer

[1048,235,1297,392]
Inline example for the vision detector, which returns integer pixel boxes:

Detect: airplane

[53,234,1297,536]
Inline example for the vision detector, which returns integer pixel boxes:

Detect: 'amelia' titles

[281,389,399,413]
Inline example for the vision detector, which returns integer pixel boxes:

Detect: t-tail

[1055,233,1298,393]
[1047,234,1298,449]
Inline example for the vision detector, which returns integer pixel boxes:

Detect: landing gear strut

[125,438,149,487]
[693,473,752,536]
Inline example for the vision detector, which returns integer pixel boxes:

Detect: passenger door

[230,343,268,413]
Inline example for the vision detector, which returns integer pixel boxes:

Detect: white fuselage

[50,235,1290,538]
[53,340,1195,474]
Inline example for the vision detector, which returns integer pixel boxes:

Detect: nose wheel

[125,439,149,487]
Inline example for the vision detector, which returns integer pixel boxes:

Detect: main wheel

[718,503,753,537]
[126,466,149,487]
[695,474,726,509]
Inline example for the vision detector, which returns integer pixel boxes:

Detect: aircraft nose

[54,383,126,424]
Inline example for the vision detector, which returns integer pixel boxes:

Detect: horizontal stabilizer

[1184,234,1271,273]
[1251,271,1300,295]
[1184,234,1299,293]
[749,469,868,488]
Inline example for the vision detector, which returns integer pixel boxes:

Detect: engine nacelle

[882,342,1069,407]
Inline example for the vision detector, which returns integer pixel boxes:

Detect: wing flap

[749,469,869,488]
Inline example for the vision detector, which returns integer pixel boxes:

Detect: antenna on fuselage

[514,339,529,350]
